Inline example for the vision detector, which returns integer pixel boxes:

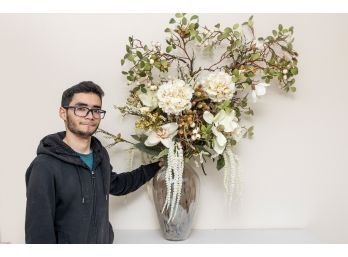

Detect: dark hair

[61,81,105,107]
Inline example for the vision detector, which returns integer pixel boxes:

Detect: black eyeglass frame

[63,106,106,119]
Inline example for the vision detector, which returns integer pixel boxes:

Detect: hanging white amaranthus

[222,144,242,205]
[127,147,135,170]
[162,141,184,222]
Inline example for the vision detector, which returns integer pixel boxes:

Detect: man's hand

[158,158,166,168]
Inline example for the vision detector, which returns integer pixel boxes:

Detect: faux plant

[98,13,299,220]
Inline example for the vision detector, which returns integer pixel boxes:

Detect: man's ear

[59,107,67,121]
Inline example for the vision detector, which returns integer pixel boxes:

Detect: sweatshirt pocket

[57,231,70,244]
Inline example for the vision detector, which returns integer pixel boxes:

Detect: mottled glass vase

[152,163,200,241]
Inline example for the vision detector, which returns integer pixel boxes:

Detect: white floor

[114,229,321,244]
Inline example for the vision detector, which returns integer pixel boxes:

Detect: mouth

[81,123,96,127]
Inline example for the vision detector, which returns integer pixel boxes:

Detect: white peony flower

[156,79,194,115]
[200,71,236,102]
[251,82,270,102]
[144,123,178,148]
[137,90,158,110]
[203,109,240,154]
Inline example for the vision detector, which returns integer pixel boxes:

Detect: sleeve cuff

[141,161,161,181]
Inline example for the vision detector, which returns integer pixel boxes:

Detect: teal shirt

[79,151,94,171]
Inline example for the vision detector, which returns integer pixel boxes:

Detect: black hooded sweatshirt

[25,131,161,244]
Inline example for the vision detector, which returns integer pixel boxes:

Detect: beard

[66,114,99,138]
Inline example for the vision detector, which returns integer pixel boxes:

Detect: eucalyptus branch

[96,128,136,146]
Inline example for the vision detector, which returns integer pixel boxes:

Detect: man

[25,81,164,244]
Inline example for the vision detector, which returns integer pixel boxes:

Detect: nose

[86,110,94,119]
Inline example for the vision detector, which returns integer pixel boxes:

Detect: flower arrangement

[98,13,299,221]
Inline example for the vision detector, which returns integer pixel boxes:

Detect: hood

[37,131,103,168]
[35,131,107,204]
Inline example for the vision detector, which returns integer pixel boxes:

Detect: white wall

[0,13,347,243]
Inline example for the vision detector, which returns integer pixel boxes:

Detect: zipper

[91,170,97,226]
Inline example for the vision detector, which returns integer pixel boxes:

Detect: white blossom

[203,109,240,154]
[200,71,236,102]
[251,82,270,103]
[137,90,158,110]
[255,38,264,49]
[157,79,194,115]
[144,123,178,148]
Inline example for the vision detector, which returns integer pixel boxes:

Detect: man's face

[60,93,103,139]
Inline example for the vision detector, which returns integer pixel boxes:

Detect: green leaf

[182,17,187,25]
[164,28,171,33]
[130,134,147,143]
[224,27,232,34]
[144,63,152,71]
[175,13,183,18]
[217,155,225,170]
[217,33,229,41]
[233,23,239,30]
[214,23,220,28]
[196,35,202,43]
[278,24,283,31]
[134,142,161,156]
[272,30,278,37]
[232,31,240,38]
[136,51,143,59]
[250,52,261,61]
[121,71,128,75]
[243,126,254,139]
[155,148,169,159]
[190,15,199,20]
[126,45,132,54]
[161,59,168,68]
[190,30,197,37]
[232,69,239,76]
[166,46,172,53]
[169,18,176,24]
[290,87,296,92]
[126,53,134,62]
[130,135,141,141]
[121,59,125,65]
[139,71,146,77]
[248,18,254,27]
[266,36,273,41]
[290,67,298,75]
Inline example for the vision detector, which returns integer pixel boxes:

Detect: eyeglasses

[63,106,106,119]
